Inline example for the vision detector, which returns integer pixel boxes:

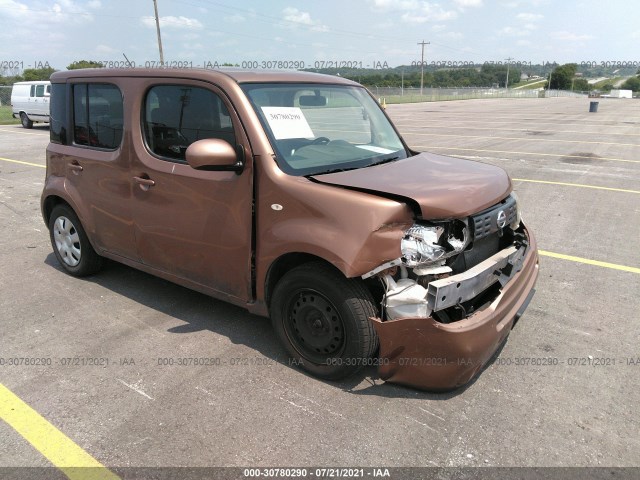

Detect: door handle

[68,162,83,173]
[133,175,155,191]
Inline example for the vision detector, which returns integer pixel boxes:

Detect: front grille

[472,195,517,241]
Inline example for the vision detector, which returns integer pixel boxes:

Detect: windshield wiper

[307,166,360,176]
[366,155,399,167]
[308,156,400,176]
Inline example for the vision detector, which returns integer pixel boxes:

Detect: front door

[130,80,254,303]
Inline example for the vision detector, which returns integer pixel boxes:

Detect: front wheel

[20,112,33,129]
[48,204,103,276]
[270,262,379,380]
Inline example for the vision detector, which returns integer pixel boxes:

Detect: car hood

[309,152,512,219]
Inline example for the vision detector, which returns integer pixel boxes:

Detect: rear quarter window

[50,83,67,144]
[72,83,123,150]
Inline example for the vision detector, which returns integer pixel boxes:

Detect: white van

[11,81,51,128]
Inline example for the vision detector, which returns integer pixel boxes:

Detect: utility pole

[418,40,430,96]
[153,0,164,65]
[505,57,513,89]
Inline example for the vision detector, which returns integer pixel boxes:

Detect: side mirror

[185,138,244,174]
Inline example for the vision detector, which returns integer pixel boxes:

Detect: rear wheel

[20,112,33,129]
[49,204,103,276]
[270,262,378,380]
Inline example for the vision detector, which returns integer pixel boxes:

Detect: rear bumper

[370,227,539,391]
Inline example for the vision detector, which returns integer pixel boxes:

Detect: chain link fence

[0,86,12,106]
[367,86,587,103]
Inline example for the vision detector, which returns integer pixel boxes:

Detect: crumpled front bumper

[369,227,539,391]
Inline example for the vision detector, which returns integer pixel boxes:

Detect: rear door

[63,80,137,260]
[129,79,254,303]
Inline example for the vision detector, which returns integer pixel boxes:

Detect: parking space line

[414,146,640,164]
[0,383,120,480]
[390,113,640,123]
[406,131,639,147]
[512,178,640,194]
[0,157,45,168]
[398,124,640,137]
[539,251,640,274]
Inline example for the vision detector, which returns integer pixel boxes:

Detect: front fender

[255,175,414,302]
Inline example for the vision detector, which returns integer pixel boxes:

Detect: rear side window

[72,83,123,150]
[143,85,236,161]
[50,83,67,144]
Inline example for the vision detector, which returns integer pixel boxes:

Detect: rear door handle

[133,175,155,191]
[68,162,83,173]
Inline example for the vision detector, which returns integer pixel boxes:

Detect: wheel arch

[42,195,71,225]
[264,253,343,309]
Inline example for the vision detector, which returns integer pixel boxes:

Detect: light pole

[153,0,164,65]
[505,57,513,89]
[418,40,430,96]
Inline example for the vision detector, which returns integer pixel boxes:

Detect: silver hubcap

[53,216,81,267]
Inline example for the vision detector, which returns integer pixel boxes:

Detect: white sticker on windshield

[261,107,314,140]
[356,145,395,154]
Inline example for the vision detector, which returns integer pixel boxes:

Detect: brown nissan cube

[42,68,539,391]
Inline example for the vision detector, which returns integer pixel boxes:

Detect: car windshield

[241,83,408,176]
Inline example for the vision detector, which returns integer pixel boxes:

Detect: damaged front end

[364,193,539,390]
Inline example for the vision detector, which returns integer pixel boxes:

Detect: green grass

[512,79,547,89]
[0,105,20,125]
[515,80,547,90]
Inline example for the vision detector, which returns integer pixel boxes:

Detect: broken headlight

[401,221,469,267]
[401,225,445,266]
[510,192,522,230]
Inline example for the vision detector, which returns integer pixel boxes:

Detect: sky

[0,0,639,72]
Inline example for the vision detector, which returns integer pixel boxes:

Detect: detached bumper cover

[370,227,539,391]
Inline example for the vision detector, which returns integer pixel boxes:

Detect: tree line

[2,60,639,92]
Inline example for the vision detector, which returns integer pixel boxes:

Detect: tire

[20,112,33,129]
[270,262,379,380]
[48,204,103,277]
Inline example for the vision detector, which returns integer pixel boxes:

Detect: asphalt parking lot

[1,97,639,477]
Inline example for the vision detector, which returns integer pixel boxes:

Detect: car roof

[50,68,360,86]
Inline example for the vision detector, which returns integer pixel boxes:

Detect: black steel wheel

[270,262,378,379]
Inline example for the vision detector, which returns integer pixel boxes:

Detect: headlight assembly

[401,225,446,267]
[510,192,522,230]
[401,221,469,268]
